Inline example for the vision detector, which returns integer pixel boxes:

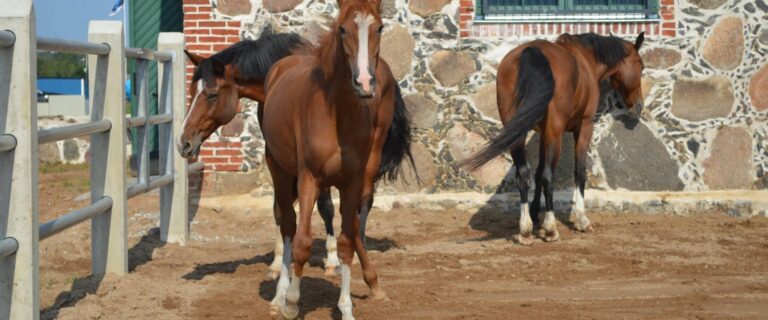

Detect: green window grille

[475,0,660,20]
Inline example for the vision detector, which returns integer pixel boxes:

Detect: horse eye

[377,25,384,34]
[339,26,347,35]
[207,93,218,102]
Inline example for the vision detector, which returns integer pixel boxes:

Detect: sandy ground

[37,166,768,319]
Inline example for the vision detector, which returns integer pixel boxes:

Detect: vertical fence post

[135,59,150,187]
[88,21,128,276]
[157,33,188,244]
[0,1,40,318]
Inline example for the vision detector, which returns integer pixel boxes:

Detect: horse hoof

[281,304,299,320]
[516,233,535,246]
[576,219,593,232]
[544,229,560,242]
[371,288,389,302]
[324,265,340,277]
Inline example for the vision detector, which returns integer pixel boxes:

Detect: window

[475,0,660,21]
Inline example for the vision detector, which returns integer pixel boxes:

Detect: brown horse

[262,0,399,318]
[179,31,414,282]
[465,32,645,245]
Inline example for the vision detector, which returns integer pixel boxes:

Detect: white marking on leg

[354,13,375,93]
[271,237,292,308]
[573,191,591,231]
[519,203,532,235]
[338,264,355,320]
[543,210,556,232]
[269,224,283,274]
[282,276,301,319]
[326,234,341,269]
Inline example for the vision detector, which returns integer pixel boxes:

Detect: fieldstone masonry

[186,0,767,194]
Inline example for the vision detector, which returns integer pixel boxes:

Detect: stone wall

[185,0,767,194]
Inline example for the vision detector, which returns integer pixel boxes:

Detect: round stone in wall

[262,0,302,13]
[671,76,734,122]
[217,0,252,16]
[429,50,477,87]
[409,0,450,17]
[447,124,510,188]
[703,127,753,190]
[749,63,768,112]
[641,76,655,102]
[760,30,768,46]
[472,84,499,122]
[403,94,438,129]
[380,25,415,80]
[597,119,684,191]
[689,0,727,10]
[641,47,681,69]
[701,16,744,71]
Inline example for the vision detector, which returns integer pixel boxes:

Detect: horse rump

[463,46,555,170]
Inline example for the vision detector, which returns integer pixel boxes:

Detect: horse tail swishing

[377,85,416,182]
[463,46,554,171]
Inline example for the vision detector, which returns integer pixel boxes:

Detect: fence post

[157,33,188,244]
[0,0,40,318]
[88,21,128,276]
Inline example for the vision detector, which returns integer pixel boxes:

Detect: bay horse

[179,30,414,283]
[465,32,645,245]
[262,0,398,318]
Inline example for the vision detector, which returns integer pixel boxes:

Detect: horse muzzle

[352,69,376,98]
[630,100,644,117]
[177,138,201,159]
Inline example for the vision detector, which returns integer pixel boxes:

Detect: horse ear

[635,32,645,50]
[184,50,205,66]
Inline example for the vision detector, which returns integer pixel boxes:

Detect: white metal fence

[0,1,201,318]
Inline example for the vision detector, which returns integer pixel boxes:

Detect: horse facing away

[179,31,414,282]
[262,0,398,318]
[465,32,645,245]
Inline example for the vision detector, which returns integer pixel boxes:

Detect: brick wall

[459,0,676,38]
[182,0,244,172]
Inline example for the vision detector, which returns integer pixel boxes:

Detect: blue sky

[34,0,124,42]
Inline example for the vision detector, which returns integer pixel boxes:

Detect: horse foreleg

[573,123,594,232]
[318,188,341,276]
[511,144,534,245]
[539,130,562,242]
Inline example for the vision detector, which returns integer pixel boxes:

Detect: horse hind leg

[573,127,594,232]
[539,131,562,242]
[318,188,341,276]
[511,144,535,245]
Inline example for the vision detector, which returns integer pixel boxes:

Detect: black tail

[376,85,418,183]
[463,47,555,170]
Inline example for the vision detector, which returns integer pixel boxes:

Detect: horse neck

[566,44,613,81]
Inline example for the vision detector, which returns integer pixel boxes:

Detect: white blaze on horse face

[338,264,355,320]
[354,13,375,93]
[178,79,206,147]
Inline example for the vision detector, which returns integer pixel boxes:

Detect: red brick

[199,36,226,43]
[227,21,241,27]
[198,149,214,156]
[202,157,228,163]
[460,31,470,38]
[661,0,673,5]
[184,0,210,4]
[213,44,230,51]
[197,5,212,12]
[214,164,241,171]
[460,0,473,7]
[662,21,675,29]
[199,21,227,27]
[226,36,241,43]
[183,6,198,13]
[211,28,239,35]
[662,29,675,37]
[185,13,211,20]
[185,35,198,43]
[186,28,210,35]
[216,149,241,156]
[185,44,211,51]
[184,21,197,28]
[202,141,228,148]
[228,156,244,164]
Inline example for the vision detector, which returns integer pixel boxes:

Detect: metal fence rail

[0,1,194,318]
[37,36,110,55]
[477,0,659,20]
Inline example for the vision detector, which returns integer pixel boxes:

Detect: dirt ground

[37,166,768,319]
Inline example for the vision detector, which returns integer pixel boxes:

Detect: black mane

[573,33,628,67]
[192,32,307,84]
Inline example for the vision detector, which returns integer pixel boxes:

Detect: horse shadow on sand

[468,85,638,242]
[181,236,390,320]
[41,171,204,319]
